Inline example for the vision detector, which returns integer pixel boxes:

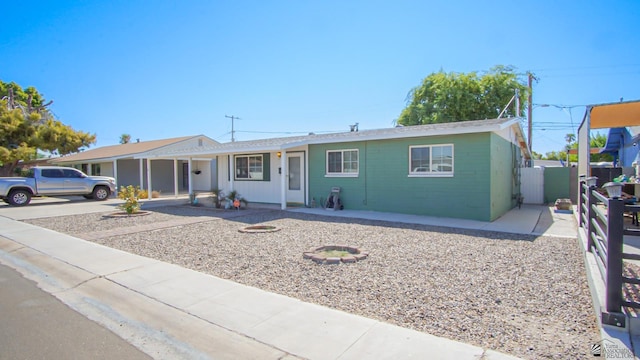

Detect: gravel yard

[25,206,600,359]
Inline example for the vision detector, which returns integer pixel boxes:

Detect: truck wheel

[92,186,110,201]
[8,189,31,206]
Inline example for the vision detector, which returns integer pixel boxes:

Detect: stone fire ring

[102,211,152,218]
[239,225,281,233]
[303,245,369,264]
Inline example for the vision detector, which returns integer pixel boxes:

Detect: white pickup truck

[0,166,117,206]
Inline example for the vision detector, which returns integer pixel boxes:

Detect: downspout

[363,141,367,205]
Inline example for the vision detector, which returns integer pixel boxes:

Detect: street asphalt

[0,262,152,360]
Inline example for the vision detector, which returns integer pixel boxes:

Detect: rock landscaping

[24,206,600,360]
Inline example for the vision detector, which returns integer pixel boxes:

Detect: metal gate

[520,167,544,204]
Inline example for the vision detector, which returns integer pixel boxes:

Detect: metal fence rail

[579,179,640,327]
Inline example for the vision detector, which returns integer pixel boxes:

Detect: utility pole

[527,73,534,156]
[225,115,240,142]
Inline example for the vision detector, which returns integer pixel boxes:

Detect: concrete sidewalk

[0,200,572,359]
[290,204,577,238]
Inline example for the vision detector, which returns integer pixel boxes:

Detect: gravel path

[24,206,600,359]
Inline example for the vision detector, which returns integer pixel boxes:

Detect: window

[326,149,358,176]
[62,168,84,178]
[409,144,453,176]
[41,169,64,178]
[91,164,101,175]
[235,155,263,180]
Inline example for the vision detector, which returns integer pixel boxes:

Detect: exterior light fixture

[277,152,282,158]
[602,182,623,198]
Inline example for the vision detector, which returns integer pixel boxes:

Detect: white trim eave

[52,135,217,164]
[304,124,510,145]
[54,154,134,163]
[132,135,214,159]
[142,145,285,159]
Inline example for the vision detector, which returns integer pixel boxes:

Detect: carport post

[146,158,152,200]
[113,160,118,196]
[139,158,144,190]
[188,157,194,197]
[173,159,179,197]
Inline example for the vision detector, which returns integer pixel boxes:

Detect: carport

[577,100,640,177]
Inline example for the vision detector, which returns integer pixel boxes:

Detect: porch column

[146,158,152,200]
[173,158,179,197]
[188,157,194,196]
[139,158,144,189]
[280,151,287,210]
[86,164,92,175]
[305,150,309,205]
[228,155,234,190]
[113,160,118,196]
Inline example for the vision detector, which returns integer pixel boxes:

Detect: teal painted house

[307,119,529,221]
[156,118,530,222]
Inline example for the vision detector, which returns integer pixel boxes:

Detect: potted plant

[225,190,248,209]
[189,191,200,206]
[211,188,224,208]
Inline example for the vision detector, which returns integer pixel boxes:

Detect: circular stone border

[303,245,369,264]
[102,211,152,218]
[238,225,282,233]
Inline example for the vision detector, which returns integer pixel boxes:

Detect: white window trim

[234,154,264,180]
[325,149,359,177]
[408,144,454,177]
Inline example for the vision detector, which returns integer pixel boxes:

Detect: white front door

[286,153,305,205]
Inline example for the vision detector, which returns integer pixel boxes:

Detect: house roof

[50,135,200,163]
[145,118,530,159]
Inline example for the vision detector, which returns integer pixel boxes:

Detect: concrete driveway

[0,196,190,220]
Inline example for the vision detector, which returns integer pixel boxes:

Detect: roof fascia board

[139,144,284,159]
[141,120,512,157]
[134,135,204,157]
[304,124,505,145]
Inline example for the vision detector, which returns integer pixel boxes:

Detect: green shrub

[117,185,143,214]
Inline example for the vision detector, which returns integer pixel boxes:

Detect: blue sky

[2,1,639,156]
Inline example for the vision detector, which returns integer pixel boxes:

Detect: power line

[528,63,640,72]
[236,129,343,135]
[213,131,231,141]
[537,70,640,79]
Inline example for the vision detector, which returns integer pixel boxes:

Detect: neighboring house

[150,118,530,221]
[599,126,640,167]
[50,135,219,196]
[577,99,640,178]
